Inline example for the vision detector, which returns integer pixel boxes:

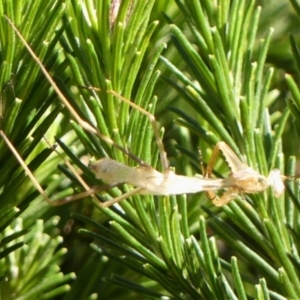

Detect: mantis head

[232,167,270,194]
[230,168,286,197]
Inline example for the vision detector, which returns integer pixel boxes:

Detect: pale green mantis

[0,16,289,208]
[89,141,286,207]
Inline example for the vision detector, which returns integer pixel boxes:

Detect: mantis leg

[0,130,120,206]
[107,89,169,172]
[206,141,244,177]
[204,142,244,206]
[100,187,145,208]
[5,16,151,169]
[83,86,169,172]
[5,16,157,206]
[210,188,240,207]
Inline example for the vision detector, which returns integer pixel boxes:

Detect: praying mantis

[89,141,287,207]
[1,16,289,208]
